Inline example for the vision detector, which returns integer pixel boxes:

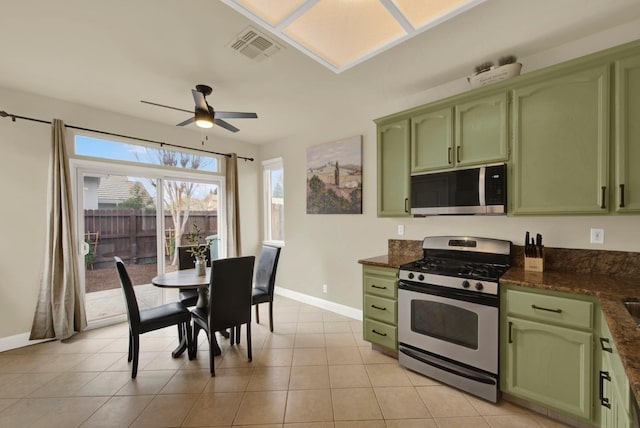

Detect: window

[263,157,284,244]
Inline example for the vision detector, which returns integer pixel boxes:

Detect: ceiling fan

[141,84,257,133]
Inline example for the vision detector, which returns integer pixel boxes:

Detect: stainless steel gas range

[398,236,512,403]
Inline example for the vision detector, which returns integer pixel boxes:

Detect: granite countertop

[502,267,640,407]
[357,254,418,269]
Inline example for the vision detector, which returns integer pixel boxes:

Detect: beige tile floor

[0,296,570,428]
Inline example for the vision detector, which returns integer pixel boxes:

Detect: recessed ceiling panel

[283,0,406,68]
[393,0,472,29]
[237,0,305,25]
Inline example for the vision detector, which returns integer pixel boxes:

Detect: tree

[119,182,154,210]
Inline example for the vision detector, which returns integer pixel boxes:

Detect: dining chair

[191,256,255,376]
[251,245,282,332]
[114,256,193,378]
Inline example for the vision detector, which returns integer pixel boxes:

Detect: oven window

[411,300,479,349]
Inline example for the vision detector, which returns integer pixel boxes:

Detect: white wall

[260,21,640,311]
[0,86,261,341]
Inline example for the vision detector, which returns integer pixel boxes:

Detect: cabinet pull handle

[448,147,452,164]
[620,184,625,208]
[599,371,611,409]
[456,146,461,163]
[600,337,613,353]
[531,304,562,313]
[371,304,387,311]
[404,198,409,213]
[372,329,387,337]
[508,321,513,343]
[371,284,387,290]
[601,186,606,209]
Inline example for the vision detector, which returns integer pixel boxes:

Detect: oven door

[398,281,499,374]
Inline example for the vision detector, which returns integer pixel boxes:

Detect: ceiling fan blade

[176,117,196,127]
[141,100,193,114]
[214,118,239,133]
[214,111,258,119]
[192,89,209,111]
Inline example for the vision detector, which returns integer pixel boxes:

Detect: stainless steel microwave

[410,164,507,215]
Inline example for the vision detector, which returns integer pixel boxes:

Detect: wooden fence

[84,209,218,268]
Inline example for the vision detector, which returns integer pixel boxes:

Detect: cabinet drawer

[364,295,397,325]
[364,274,397,298]
[506,289,593,329]
[364,318,397,350]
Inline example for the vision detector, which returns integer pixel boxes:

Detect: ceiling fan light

[195,109,213,128]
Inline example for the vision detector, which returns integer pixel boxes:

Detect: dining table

[151,267,222,358]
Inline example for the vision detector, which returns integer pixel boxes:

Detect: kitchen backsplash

[389,239,640,278]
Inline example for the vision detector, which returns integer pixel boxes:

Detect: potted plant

[468,55,522,89]
[185,223,208,276]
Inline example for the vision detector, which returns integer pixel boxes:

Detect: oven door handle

[399,346,495,385]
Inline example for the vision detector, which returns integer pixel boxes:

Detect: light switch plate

[397,225,405,236]
[590,228,604,244]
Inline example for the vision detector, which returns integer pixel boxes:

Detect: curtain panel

[30,119,87,340]
[225,153,241,257]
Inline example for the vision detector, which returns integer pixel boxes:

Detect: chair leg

[234,325,241,345]
[131,333,140,379]
[247,322,252,362]
[127,330,133,362]
[185,322,195,360]
[177,323,184,342]
[193,322,201,358]
[269,301,274,333]
[208,330,215,377]
[255,304,260,323]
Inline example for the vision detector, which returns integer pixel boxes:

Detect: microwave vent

[228,26,282,62]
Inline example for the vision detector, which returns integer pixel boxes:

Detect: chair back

[209,256,255,329]
[177,245,211,270]
[254,245,281,296]
[114,257,140,328]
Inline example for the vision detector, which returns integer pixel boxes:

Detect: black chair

[114,257,193,378]
[252,245,282,332]
[192,256,255,376]
[177,245,212,307]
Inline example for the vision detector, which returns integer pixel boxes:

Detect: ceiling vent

[228,26,282,62]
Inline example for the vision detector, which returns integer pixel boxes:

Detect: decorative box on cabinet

[501,285,594,422]
[362,265,398,351]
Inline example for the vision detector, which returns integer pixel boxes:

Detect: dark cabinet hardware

[371,284,387,290]
[372,329,387,337]
[371,304,387,311]
[620,184,625,208]
[448,147,452,164]
[600,337,613,353]
[404,198,409,213]
[508,321,513,343]
[601,186,606,209]
[531,304,562,313]
[456,146,461,163]
[599,370,611,408]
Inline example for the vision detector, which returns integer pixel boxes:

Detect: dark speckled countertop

[358,239,640,408]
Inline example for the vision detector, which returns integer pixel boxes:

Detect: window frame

[262,157,284,246]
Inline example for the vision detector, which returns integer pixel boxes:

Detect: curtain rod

[0,110,255,162]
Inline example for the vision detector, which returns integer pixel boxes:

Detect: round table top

[151,267,210,289]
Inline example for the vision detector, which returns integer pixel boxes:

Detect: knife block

[524,254,544,272]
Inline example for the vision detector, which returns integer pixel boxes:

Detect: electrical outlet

[590,228,604,244]
[322,284,327,293]
[397,225,405,236]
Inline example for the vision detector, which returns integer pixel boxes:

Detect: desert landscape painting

[306,135,362,214]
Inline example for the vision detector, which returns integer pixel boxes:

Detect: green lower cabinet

[504,316,593,420]
[362,265,398,351]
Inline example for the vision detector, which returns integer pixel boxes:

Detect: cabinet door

[377,119,410,217]
[411,107,453,172]
[615,54,640,212]
[511,65,610,215]
[504,317,593,420]
[455,92,509,167]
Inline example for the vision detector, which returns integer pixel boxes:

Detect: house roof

[1,1,640,145]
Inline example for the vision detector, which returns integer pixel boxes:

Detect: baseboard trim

[0,332,51,352]
[275,286,363,321]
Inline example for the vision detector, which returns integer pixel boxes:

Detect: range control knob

[475,282,484,291]
[418,274,425,281]
[462,280,470,288]
[408,272,415,279]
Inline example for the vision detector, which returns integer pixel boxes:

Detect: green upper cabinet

[511,65,610,215]
[377,119,410,217]
[411,107,453,172]
[615,53,640,213]
[455,92,509,167]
